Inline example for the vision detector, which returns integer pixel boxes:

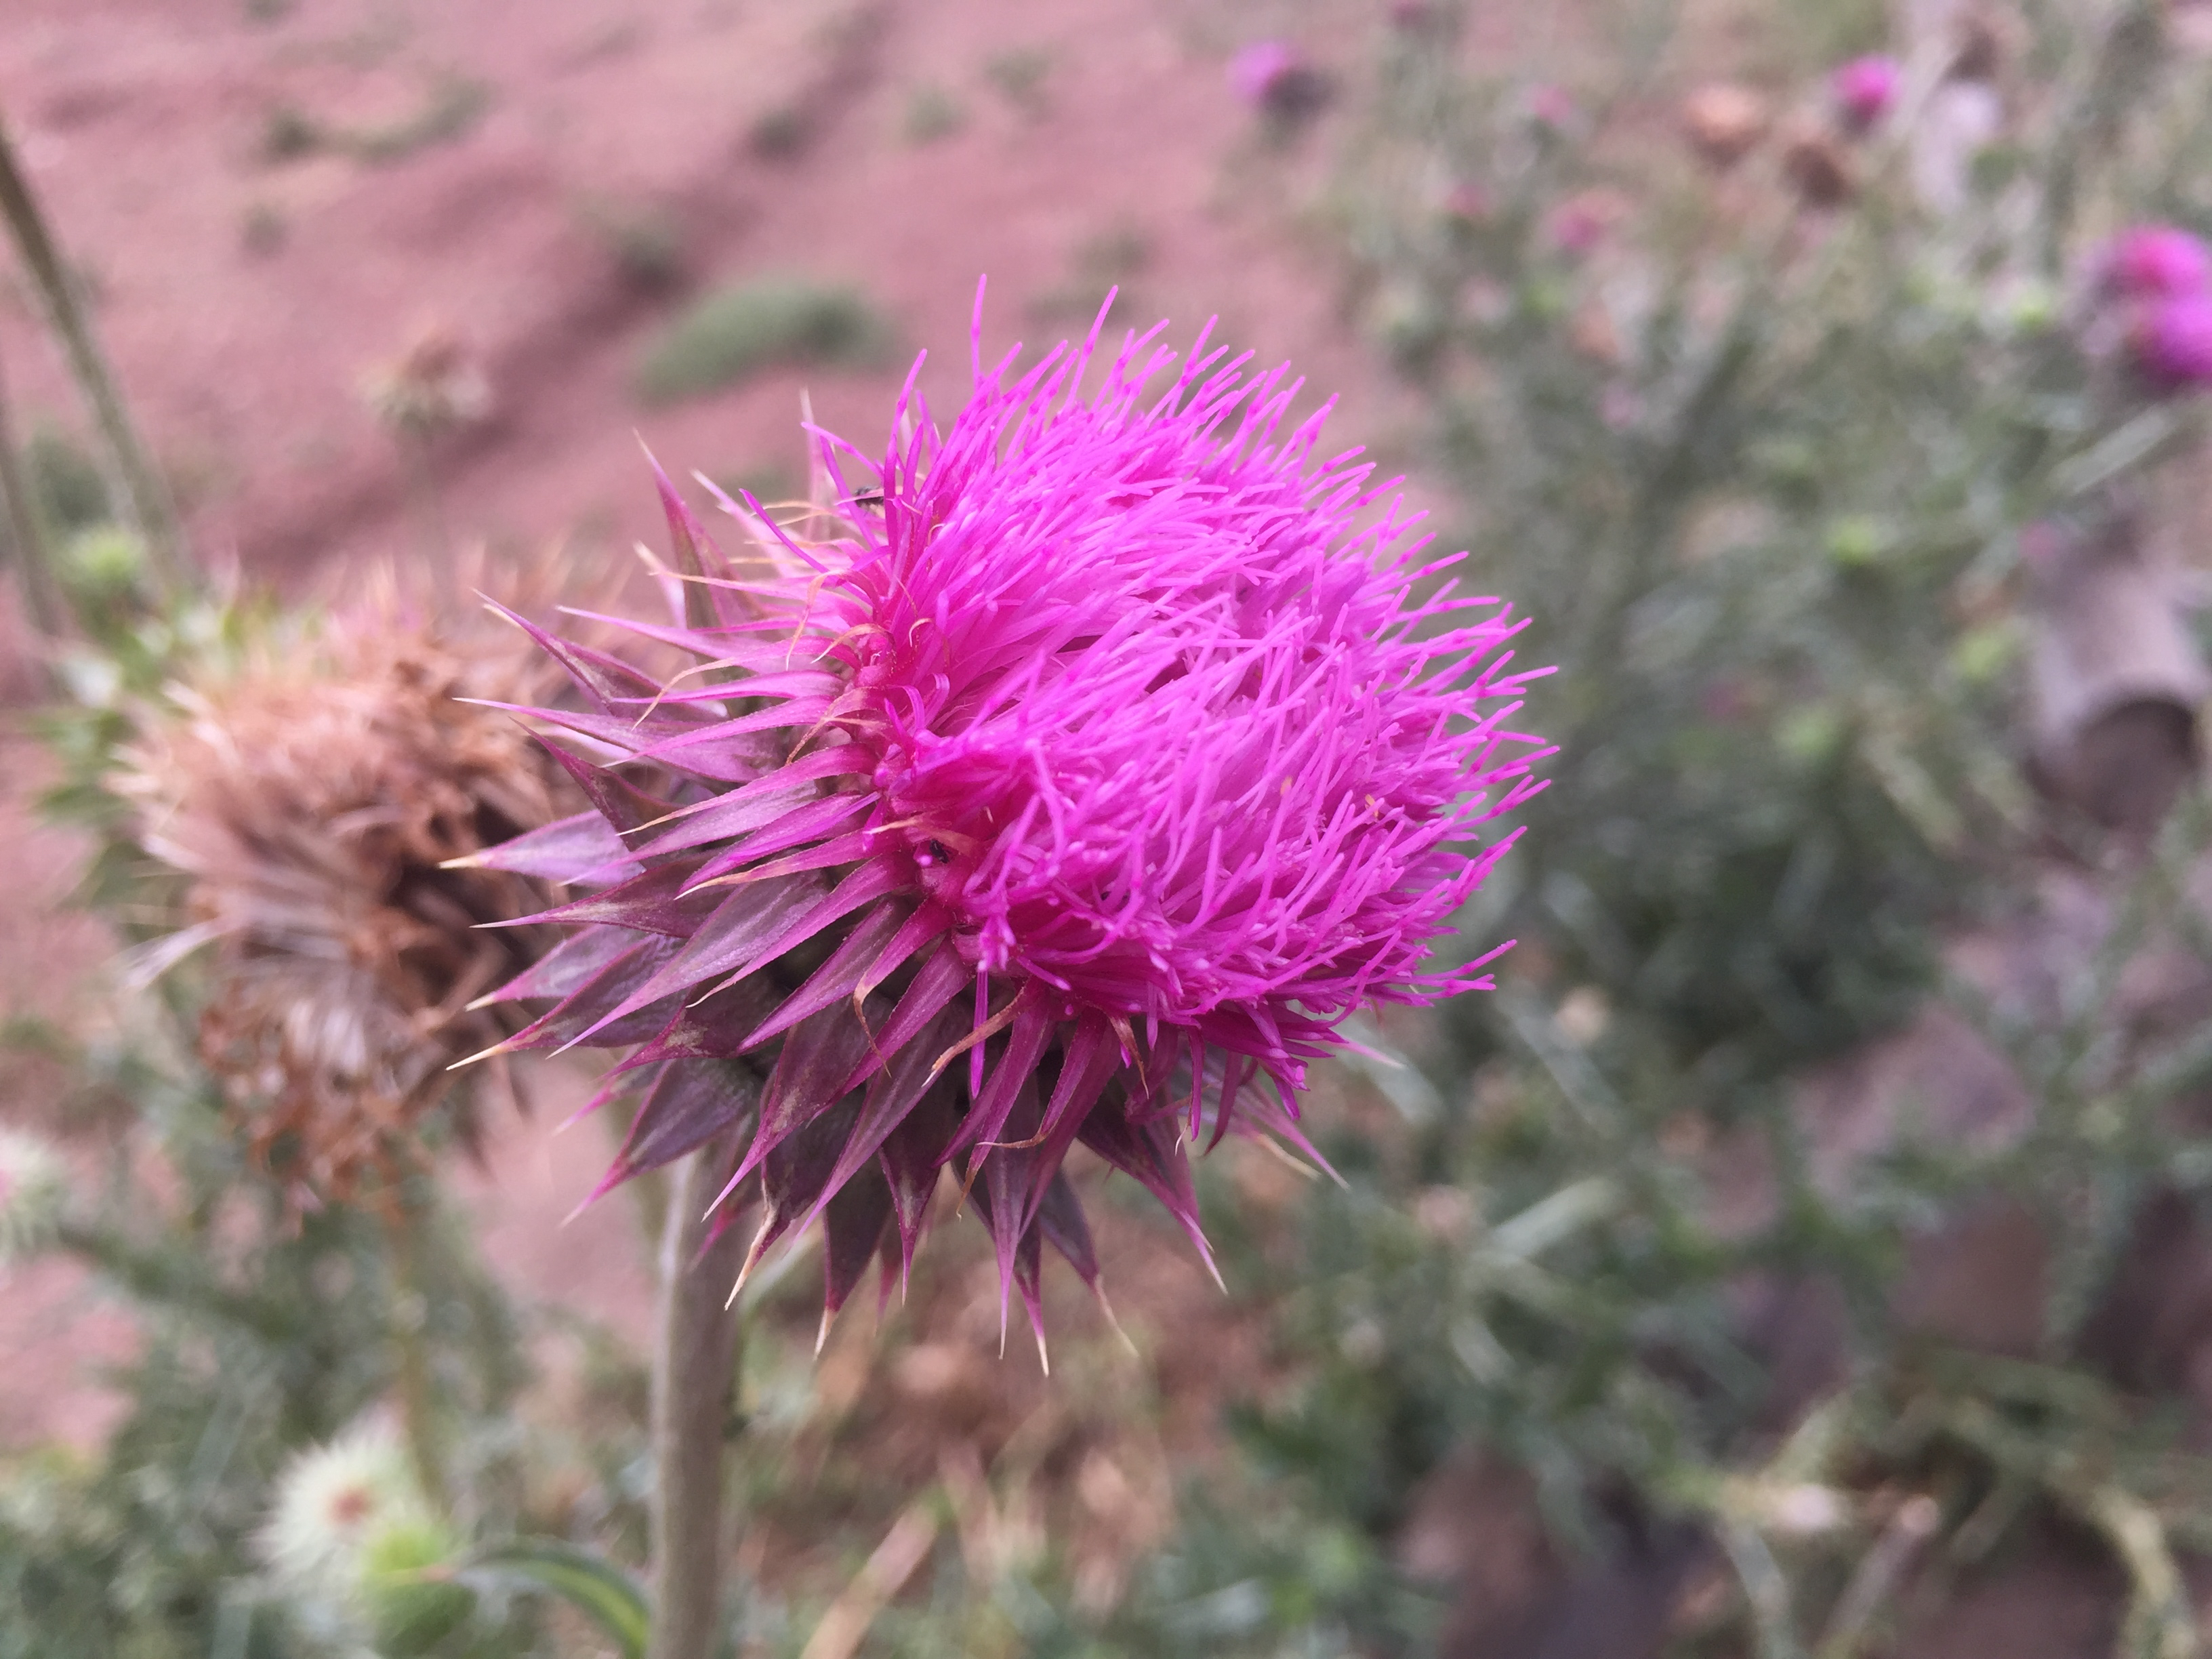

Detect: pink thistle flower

[2131,291,2212,389]
[2102,224,2212,302]
[473,296,1547,1351]
[1830,55,1901,134]
[1543,189,1625,258]
[1439,181,1496,225]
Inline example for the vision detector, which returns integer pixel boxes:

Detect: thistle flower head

[2102,224,2212,303]
[257,1418,439,1598]
[118,565,568,1200]
[1830,54,1901,134]
[2131,291,2212,389]
[476,299,1547,1350]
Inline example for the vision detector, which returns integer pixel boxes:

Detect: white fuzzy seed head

[256,1419,437,1602]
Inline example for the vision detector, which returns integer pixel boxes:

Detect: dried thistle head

[118,562,571,1200]
[361,323,493,445]
[1948,8,2009,83]
[1780,123,1856,210]
[1679,82,1771,170]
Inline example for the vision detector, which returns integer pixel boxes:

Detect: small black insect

[851,488,885,511]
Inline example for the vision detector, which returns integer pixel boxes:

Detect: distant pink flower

[1830,55,1901,134]
[475,300,1548,1346]
[1440,181,1495,224]
[2103,224,2212,302]
[1700,680,1753,724]
[1229,40,1331,123]
[2132,292,2212,388]
[1544,190,1623,258]
[1526,83,1579,131]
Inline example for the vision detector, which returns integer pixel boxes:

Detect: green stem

[0,335,63,640]
[54,1218,294,1345]
[0,111,184,596]
[380,1185,450,1511]
[646,1141,747,1659]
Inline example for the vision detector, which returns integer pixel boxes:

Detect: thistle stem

[378,1184,450,1512]
[0,337,63,641]
[647,1143,747,1659]
[0,111,184,597]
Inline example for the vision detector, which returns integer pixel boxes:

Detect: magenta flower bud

[2103,224,2212,302]
[2132,292,2212,389]
[474,299,1549,1347]
[1830,55,1901,134]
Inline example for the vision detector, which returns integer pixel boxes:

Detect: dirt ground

[0,0,1457,592]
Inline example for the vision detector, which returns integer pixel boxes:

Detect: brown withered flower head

[361,323,493,445]
[118,564,570,1201]
[1781,123,1856,210]
[1680,82,1771,170]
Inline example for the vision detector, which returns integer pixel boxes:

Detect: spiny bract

[472,302,1548,1350]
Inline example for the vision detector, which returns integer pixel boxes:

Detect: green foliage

[363,1522,477,1656]
[984,47,1054,119]
[0,1019,533,1659]
[634,277,895,405]
[903,84,968,146]
[346,76,492,166]
[459,1538,650,1658]
[576,197,687,293]
[748,105,815,162]
[256,75,490,169]
[1338,1,2207,1092]
[24,421,110,538]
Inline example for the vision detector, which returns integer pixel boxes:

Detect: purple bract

[472,299,1547,1351]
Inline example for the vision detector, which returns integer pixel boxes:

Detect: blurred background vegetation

[8,0,2212,1656]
